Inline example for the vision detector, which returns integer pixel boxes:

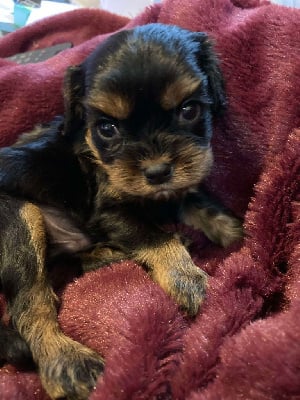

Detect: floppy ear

[194,33,227,115]
[63,65,86,137]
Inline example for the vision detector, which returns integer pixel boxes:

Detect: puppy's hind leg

[0,196,103,399]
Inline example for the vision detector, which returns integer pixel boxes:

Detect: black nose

[144,163,173,185]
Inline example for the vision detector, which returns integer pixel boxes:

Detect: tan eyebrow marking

[87,91,133,120]
[160,76,201,110]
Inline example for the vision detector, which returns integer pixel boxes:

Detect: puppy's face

[64,24,225,201]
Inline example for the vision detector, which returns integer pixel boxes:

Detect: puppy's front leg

[135,234,207,316]
[182,191,244,247]
[0,196,103,400]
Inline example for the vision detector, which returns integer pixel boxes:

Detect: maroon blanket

[0,0,299,399]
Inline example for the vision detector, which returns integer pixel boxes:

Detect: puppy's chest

[86,198,182,243]
[44,179,183,257]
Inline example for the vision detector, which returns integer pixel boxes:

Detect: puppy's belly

[40,206,91,256]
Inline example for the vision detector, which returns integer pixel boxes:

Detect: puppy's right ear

[63,65,86,137]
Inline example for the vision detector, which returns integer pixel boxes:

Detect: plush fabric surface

[0,0,299,399]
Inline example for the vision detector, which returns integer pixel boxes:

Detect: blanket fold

[0,0,299,399]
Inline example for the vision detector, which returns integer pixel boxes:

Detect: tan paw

[39,342,104,399]
[209,213,244,247]
[168,264,208,316]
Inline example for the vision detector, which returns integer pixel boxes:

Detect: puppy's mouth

[152,189,177,201]
[149,185,194,201]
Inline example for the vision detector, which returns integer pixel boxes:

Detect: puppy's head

[64,24,226,201]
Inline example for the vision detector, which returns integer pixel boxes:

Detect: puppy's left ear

[194,33,226,115]
[63,65,86,137]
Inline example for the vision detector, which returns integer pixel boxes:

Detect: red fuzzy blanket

[0,0,299,399]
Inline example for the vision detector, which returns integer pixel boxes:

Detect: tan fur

[19,203,46,275]
[87,91,132,120]
[16,285,58,346]
[85,129,103,166]
[160,76,200,109]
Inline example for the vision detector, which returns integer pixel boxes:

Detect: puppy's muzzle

[143,162,173,185]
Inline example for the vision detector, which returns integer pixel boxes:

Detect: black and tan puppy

[0,24,242,399]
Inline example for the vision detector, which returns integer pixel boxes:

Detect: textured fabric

[0,0,299,398]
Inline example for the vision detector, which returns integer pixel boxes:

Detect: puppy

[0,23,243,399]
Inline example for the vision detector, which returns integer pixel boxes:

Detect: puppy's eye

[178,102,201,123]
[96,120,119,139]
